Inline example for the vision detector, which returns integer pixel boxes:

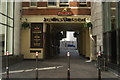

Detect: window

[0,0,1,12]
[59,0,69,7]
[0,1,14,56]
[103,2,111,32]
[47,0,57,7]
[118,2,120,29]
[30,0,37,7]
[79,0,86,2]
[110,2,117,30]
[48,1,57,7]
[79,0,87,7]
[103,2,118,65]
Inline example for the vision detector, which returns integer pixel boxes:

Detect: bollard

[6,51,9,79]
[36,52,38,80]
[103,57,106,71]
[97,50,101,80]
[67,52,70,80]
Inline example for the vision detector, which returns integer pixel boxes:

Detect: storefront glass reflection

[0,1,14,56]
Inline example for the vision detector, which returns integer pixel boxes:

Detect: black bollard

[98,55,101,80]
[6,51,9,79]
[36,52,38,80]
[97,47,101,80]
[67,52,70,80]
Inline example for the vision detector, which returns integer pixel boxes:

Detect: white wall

[60,31,77,49]
[61,31,76,41]
[60,41,77,49]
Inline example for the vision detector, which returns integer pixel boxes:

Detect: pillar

[14,2,22,55]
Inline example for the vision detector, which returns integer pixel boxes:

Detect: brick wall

[69,1,79,7]
[22,2,47,7]
[22,8,90,15]
[37,2,47,7]
[22,2,29,7]
[22,1,91,15]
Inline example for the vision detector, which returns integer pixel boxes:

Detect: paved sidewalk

[1,49,119,79]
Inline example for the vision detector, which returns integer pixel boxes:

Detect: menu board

[31,23,43,48]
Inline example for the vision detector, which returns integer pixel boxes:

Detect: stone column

[14,2,22,55]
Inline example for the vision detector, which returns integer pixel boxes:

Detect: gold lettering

[34,43,40,46]
[32,31,42,33]
[34,36,40,38]
[34,39,41,42]
[44,18,87,22]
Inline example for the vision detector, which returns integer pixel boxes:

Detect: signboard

[58,8,72,16]
[31,23,43,48]
[58,11,72,16]
[44,8,88,23]
[44,17,86,23]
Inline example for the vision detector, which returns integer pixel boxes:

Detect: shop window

[0,25,7,56]
[59,0,69,7]
[0,24,5,55]
[0,1,14,56]
[111,31,117,64]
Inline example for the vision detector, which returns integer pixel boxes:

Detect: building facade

[102,2,120,75]
[21,0,93,59]
[0,1,22,67]
[91,2,120,76]
[91,2,103,53]
[0,1,15,56]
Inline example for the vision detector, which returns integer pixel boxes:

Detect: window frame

[116,2,120,29]
[30,0,37,7]
[47,1,57,7]
[110,2,117,31]
[59,0,70,7]
[79,0,87,7]
[0,1,14,56]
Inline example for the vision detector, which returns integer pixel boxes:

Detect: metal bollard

[97,50,101,80]
[67,52,70,80]
[36,52,39,80]
[103,57,106,71]
[6,51,9,79]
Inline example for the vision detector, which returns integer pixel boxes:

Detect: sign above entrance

[58,8,72,16]
[44,17,86,23]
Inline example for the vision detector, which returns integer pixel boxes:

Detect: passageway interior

[44,23,92,60]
